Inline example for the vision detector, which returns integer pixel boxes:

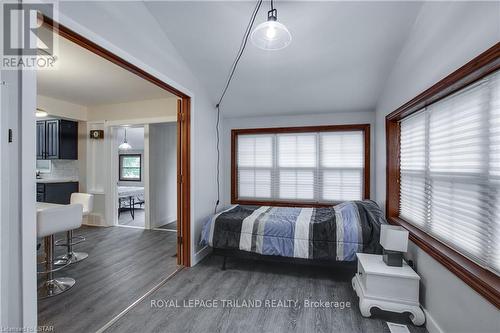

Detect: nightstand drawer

[364,273,419,303]
[356,253,420,304]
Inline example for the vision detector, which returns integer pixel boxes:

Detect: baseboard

[82,223,109,228]
[423,307,443,333]
[153,216,176,228]
[192,246,212,266]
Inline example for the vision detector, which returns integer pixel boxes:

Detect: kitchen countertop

[36,178,79,183]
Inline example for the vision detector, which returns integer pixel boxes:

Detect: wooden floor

[37,225,178,333]
[118,208,145,227]
[107,255,428,333]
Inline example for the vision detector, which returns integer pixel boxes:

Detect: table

[117,186,145,220]
[352,253,425,326]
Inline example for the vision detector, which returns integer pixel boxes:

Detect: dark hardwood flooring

[107,255,428,333]
[37,225,178,333]
[118,208,145,227]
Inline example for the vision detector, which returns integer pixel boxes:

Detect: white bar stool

[37,204,83,299]
[55,193,94,264]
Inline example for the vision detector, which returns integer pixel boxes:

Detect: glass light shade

[35,109,48,118]
[251,20,291,51]
[119,141,132,150]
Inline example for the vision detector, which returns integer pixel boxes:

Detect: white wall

[51,1,218,263]
[87,97,177,122]
[221,111,375,207]
[37,94,88,121]
[149,123,177,228]
[374,2,500,332]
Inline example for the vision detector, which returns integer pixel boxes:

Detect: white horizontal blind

[237,135,273,199]
[237,129,365,203]
[399,70,500,275]
[400,112,427,228]
[320,132,364,201]
[278,133,316,200]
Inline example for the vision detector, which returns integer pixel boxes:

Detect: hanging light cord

[214,0,263,214]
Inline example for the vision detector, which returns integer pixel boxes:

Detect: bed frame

[213,248,357,271]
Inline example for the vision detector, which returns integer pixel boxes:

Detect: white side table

[352,253,425,326]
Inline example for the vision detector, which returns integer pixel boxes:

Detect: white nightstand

[352,253,425,326]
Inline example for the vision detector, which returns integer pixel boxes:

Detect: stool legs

[38,235,75,299]
[55,230,88,265]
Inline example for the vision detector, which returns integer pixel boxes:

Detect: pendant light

[251,0,291,51]
[35,108,48,118]
[119,128,132,150]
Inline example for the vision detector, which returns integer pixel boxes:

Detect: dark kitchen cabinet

[36,122,46,159]
[36,119,78,160]
[36,182,79,204]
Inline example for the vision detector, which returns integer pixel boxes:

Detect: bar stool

[55,193,94,264]
[37,204,83,299]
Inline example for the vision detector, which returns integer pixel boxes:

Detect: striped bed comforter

[201,200,385,261]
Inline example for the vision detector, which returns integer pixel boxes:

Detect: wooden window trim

[119,154,142,182]
[231,124,371,207]
[386,42,500,308]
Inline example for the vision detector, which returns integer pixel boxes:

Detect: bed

[201,200,385,268]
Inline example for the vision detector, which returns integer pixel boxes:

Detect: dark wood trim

[389,217,500,308]
[385,119,400,218]
[180,98,191,267]
[118,153,142,182]
[387,42,500,122]
[385,43,500,308]
[41,14,192,267]
[363,125,371,200]
[177,100,182,266]
[232,124,371,135]
[40,15,189,99]
[231,124,371,208]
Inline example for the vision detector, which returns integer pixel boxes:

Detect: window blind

[236,129,366,203]
[399,70,500,275]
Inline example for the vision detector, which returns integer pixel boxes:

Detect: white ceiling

[37,27,174,106]
[145,1,423,117]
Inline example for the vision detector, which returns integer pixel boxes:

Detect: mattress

[201,201,385,261]
[117,186,144,198]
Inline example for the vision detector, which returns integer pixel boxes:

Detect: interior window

[119,154,142,181]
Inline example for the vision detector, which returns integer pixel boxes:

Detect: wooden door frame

[41,15,191,267]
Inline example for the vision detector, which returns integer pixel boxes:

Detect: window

[400,71,500,275]
[232,125,370,206]
[119,154,142,181]
[386,43,499,308]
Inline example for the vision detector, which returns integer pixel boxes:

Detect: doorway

[40,15,191,267]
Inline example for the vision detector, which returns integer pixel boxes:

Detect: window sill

[388,216,500,308]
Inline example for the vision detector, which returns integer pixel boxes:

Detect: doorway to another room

[116,126,146,228]
[32,15,191,333]
[113,123,178,232]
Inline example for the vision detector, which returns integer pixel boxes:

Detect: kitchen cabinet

[36,182,79,204]
[36,119,78,160]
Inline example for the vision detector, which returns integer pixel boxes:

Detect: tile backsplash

[39,160,79,180]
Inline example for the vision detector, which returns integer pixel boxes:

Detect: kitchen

[33,23,181,332]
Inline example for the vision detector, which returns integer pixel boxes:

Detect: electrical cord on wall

[214,0,263,214]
